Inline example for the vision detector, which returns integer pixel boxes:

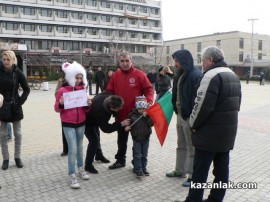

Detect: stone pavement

[0,81,269,202]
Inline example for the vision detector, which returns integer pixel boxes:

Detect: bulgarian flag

[147,90,174,146]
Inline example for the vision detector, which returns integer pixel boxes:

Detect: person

[0,50,30,170]
[246,71,250,84]
[106,51,154,169]
[125,96,153,178]
[155,66,171,101]
[54,61,92,189]
[259,71,265,85]
[104,70,114,90]
[84,92,130,174]
[147,69,157,90]
[166,49,203,187]
[163,66,174,79]
[86,67,94,95]
[0,93,2,189]
[183,46,241,202]
[55,71,68,156]
[95,66,106,94]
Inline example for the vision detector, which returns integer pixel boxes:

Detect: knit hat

[135,96,147,109]
[62,61,88,87]
[0,94,3,108]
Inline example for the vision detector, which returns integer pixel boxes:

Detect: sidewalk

[0,81,269,202]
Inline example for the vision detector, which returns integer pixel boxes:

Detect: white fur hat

[0,94,3,108]
[62,61,88,87]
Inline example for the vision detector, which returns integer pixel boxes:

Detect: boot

[2,160,9,170]
[15,158,23,168]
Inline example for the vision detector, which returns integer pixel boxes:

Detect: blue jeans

[63,126,85,175]
[133,139,149,173]
[186,148,230,202]
[7,122,12,139]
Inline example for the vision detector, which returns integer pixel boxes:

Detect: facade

[0,0,162,78]
[158,31,270,77]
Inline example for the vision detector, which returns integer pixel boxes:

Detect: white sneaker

[78,167,90,180]
[69,174,80,189]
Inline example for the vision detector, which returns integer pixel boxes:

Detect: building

[158,31,270,77]
[0,0,162,78]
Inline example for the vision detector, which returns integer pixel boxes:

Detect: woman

[155,66,171,101]
[55,61,91,189]
[104,70,114,90]
[0,50,30,170]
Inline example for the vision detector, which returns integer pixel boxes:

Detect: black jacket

[155,74,171,97]
[0,64,30,122]
[95,71,105,84]
[85,92,122,133]
[190,61,242,152]
[172,50,203,119]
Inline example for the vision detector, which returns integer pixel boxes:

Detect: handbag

[0,69,17,120]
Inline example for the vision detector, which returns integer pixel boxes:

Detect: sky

[161,0,270,41]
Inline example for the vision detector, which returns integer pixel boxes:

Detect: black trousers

[84,125,103,168]
[115,127,129,163]
[61,122,68,153]
[96,82,104,95]
[186,148,230,202]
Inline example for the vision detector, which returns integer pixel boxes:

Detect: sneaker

[69,174,80,189]
[108,161,125,169]
[60,152,68,157]
[182,178,192,187]
[166,170,185,177]
[135,171,144,179]
[78,167,90,180]
[143,170,150,176]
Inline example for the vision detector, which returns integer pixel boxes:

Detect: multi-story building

[158,31,270,77]
[0,0,162,77]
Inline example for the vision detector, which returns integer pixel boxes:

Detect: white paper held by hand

[63,89,88,109]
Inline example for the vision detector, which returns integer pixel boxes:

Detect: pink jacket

[54,85,88,124]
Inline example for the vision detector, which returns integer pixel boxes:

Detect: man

[183,46,241,202]
[147,69,157,90]
[86,67,94,95]
[166,50,202,187]
[84,92,130,174]
[107,51,154,169]
[95,67,105,94]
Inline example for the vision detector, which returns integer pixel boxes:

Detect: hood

[62,61,87,87]
[172,49,195,73]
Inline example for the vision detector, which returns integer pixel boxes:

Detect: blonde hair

[163,66,173,74]
[2,50,17,65]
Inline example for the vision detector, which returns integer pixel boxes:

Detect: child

[54,61,92,189]
[125,96,153,178]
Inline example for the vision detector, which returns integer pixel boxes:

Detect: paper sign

[63,89,88,109]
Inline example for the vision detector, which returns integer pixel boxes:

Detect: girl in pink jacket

[55,61,92,189]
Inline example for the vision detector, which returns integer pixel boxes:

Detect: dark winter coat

[155,74,171,98]
[190,61,242,152]
[129,108,153,141]
[0,64,30,122]
[95,71,105,84]
[172,50,203,119]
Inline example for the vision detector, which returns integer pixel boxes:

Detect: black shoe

[85,165,98,174]
[61,152,68,157]
[135,171,144,178]
[15,158,23,168]
[131,159,134,166]
[108,161,125,169]
[2,160,9,170]
[95,156,110,163]
[143,169,150,176]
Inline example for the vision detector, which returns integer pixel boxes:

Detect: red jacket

[107,66,154,121]
[55,85,88,125]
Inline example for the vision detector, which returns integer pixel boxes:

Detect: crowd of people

[0,47,242,202]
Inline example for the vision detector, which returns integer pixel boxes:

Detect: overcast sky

[161,0,270,41]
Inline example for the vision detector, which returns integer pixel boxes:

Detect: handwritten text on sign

[63,89,88,109]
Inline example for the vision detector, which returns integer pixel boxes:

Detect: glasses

[120,60,130,63]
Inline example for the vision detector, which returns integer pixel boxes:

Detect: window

[153,21,158,27]
[119,3,124,10]
[23,7,36,15]
[142,20,147,26]
[153,34,159,40]
[57,11,68,18]
[118,17,123,23]
[181,44,184,50]
[40,9,52,17]
[197,54,201,63]
[106,16,111,22]
[72,0,83,5]
[140,6,147,13]
[258,40,262,50]
[38,40,49,50]
[239,51,244,62]
[57,0,68,3]
[127,5,136,12]
[72,12,83,19]
[87,14,97,21]
[151,8,159,15]
[197,42,201,52]
[4,6,18,14]
[119,31,123,37]
[142,33,147,39]
[89,28,97,35]
[71,42,80,50]
[22,24,36,32]
[40,25,52,32]
[106,2,110,8]
[57,26,68,33]
[5,22,19,30]
[86,0,97,6]
[166,46,170,54]
[239,38,244,49]
[129,19,136,25]
[131,32,136,38]
[258,53,262,60]
[24,40,35,49]
[72,27,83,34]
[52,41,67,50]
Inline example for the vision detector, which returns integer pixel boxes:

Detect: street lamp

[248,18,258,77]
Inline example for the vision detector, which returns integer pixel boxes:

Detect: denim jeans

[133,138,149,173]
[186,148,230,202]
[63,125,85,175]
[7,122,12,139]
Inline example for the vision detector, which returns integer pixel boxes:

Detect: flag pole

[129,115,144,128]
